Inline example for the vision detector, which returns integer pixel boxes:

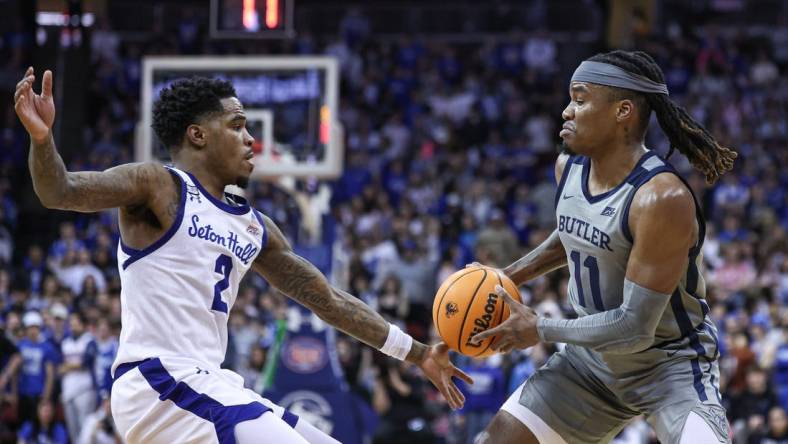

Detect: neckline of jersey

[580,150,656,204]
[184,171,250,215]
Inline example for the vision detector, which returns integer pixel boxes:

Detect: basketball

[432,266,521,358]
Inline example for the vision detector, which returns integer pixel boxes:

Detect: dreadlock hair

[152,77,237,152]
[587,50,737,184]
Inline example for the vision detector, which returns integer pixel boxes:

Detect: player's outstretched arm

[253,215,473,409]
[473,173,697,354]
[498,153,572,285]
[14,67,168,212]
[502,229,566,285]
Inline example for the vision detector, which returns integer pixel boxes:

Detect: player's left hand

[471,284,540,353]
[416,342,473,410]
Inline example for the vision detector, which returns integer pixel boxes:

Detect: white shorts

[111,357,299,444]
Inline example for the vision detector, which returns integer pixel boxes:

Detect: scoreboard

[210,0,295,39]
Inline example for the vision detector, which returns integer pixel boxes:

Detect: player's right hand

[14,67,55,143]
[470,284,540,353]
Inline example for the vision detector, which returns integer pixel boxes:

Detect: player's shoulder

[630,171,696,230]
[108,161,177,192]
[554,153,573,184]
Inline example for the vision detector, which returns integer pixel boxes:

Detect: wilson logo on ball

[445,302,459,318]
[465,293,498,348]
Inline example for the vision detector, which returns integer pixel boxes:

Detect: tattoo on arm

[503,229,567,285]
[255,217,410,356]
[29,134,164,213]
[28,133,68,208]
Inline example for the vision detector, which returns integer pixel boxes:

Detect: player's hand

[14,67,56,144]
[471,284,540,353]
[416,342,473,410]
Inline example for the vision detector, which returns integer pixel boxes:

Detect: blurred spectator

[390,241,436,314]
[372,359,435,444]
[90,318,118,399]
[20,246,46,297]
[475,209,521,268]
[747,406,788,444]
[16,400,67,444]
[16,312,56,425]
[59,312,97,443]
[730,367,777,439]
[77,396,122,444]
[48,223,85,261]
[377,275,410,325]
[0,322,21,441]
[238,344,267,390]
[50,248,106,297]
[455,356,507,444]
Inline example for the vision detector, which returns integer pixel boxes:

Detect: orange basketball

[432,266,521,358]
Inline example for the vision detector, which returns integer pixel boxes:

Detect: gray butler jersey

[554,151,721,402]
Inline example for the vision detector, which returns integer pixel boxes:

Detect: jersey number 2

[212,254,233,314]
[569,250,604,311]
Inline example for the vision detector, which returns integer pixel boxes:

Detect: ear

[185,124,207,148]
[616,99,634,123]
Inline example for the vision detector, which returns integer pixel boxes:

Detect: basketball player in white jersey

[14,69,472,444]
[468,51,738,443]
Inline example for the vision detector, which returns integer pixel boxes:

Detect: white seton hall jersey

[112,167,267,374]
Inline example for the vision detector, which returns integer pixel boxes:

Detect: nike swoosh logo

[562,194,574,200]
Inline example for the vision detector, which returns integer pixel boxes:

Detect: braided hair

[587,50,737,183]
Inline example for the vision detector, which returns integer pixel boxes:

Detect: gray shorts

[507,345,730,443]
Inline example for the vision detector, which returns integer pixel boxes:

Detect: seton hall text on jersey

[558,215,613,251]
[187,214,258,264]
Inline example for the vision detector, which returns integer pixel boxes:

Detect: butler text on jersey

[557,215,613,252]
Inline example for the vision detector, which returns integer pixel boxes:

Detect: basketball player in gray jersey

[470,50,738,443]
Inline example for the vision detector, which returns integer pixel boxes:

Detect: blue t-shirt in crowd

[507,357,536,395]
[18,338,57,397]
[18,421,68,444]
[90,337,119,396]
[774,343,788,387]
[459,364,506,413]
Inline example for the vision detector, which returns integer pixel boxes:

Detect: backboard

[137,56,342,180]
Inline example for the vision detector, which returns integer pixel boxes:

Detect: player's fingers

[434,341,450,354]
[449,377,466,407]
[440,379,459,409]
[499,337,517,353]
[495,285,520,308]
[448,381,465,408]
[14,95,24,113]
[465,261,482,268]
[470,323,506,344]
[453,367,474,385]
[41,70,53,99]
[16,72,33,87]
[14,76,33,100]
[499,343,515,354]
[15,87,32,109]
[26,66,33,77]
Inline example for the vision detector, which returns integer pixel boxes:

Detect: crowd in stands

[0,2,787,443]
